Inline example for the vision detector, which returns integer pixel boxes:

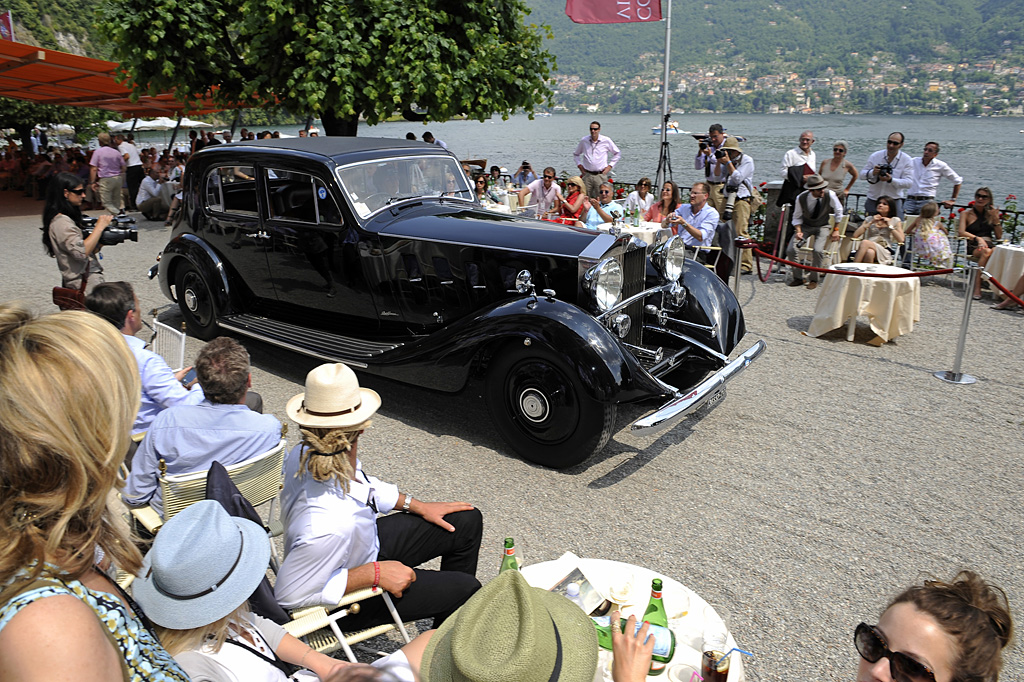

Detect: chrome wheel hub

[519,388,549,423]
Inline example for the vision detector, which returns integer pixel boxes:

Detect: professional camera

[714,148,727,160]
[721,185,739,221]
[81,214,139,246]
[698,136,710,151]
[877,163,893,178]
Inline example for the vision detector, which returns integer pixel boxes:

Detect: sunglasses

[661,187,672,192]
[833,147,845,152]
[590,127,600,131]
[543,175,555,180]
[599,189,612,194]
[887,140,902,146]
[976,193,990,199]
[855,623,936,682]
[639,182,651,187]
[68,188,86,195]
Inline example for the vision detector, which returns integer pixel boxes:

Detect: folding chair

[797,215,845,270]
[127,439,287,535]
[689,244,722,270]
[283,588,412,662]
[150,318,187,371]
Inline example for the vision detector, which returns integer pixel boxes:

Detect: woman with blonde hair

[560,176,587,220]
[906,201,952,269]
[0,304,187,680]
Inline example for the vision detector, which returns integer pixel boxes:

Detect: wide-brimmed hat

[133,500,271,630]
[804,173,828,191]
[420,570,598,682]
[567,175,584,190]
[720,136,743,153]
[286,363,381,429]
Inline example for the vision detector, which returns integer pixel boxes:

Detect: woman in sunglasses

[818,140,859,203]
[624,177,655,217]
[41,171,112,295]
[856,570,1012,682]
[645,180,681,224]
[957,187,1003,300]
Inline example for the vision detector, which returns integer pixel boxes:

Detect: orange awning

[0,40,225,117]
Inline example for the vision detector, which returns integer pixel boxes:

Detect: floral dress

[912,217,953,268]
[0,565,189,682]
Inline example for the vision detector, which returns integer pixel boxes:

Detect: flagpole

[655,0,672,191]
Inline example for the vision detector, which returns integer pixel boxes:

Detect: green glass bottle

[499,537,520,573]
[643,579,670,675]
[591,616,676,667]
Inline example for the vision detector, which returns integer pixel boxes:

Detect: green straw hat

[420,570,598,682]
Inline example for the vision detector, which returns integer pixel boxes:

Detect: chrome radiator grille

[620,246,646,346]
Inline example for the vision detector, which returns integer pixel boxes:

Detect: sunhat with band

[286,362,381,429]
[132,500,271,630]
[720,136,743,154]
[803,173,829,191]
[420,569,599,682]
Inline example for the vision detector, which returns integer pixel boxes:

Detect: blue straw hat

[133,500,271,629]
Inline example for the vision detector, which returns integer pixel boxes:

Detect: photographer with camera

[693,123,729,213]
[41,172,110,294]
[512,160,537,187]
[719,137,757,273]
[861,132,912,218]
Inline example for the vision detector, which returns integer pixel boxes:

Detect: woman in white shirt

[623,177,655,217]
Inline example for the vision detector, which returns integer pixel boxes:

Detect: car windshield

[337,156,474,218]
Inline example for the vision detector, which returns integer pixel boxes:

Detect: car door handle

[244,230,270,239]
[408,277,423,283]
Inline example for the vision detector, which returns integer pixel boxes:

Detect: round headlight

[652,235,687,283]
[584,258,622,311]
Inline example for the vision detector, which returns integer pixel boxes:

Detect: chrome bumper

[630,339,766,435]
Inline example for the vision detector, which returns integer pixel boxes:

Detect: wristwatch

[402,494,412,512]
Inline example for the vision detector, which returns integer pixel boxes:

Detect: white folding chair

[150,319,187,371]
[283,588,412,662]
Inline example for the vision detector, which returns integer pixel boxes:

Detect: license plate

[702,387,726,412]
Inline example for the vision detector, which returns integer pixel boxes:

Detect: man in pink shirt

[89,132,126,215]
[516,166,563,219]
[573,121,621,199]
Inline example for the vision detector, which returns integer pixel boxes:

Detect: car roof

[215,137,445,161]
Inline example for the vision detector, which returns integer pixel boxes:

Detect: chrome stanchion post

[732,237,742,295]
[934,263,978,385]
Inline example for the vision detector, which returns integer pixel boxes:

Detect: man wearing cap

[720,137,757,273]
[786,173,844,290]
[573,121,621,199]
[275,363,483,631]
[694,123,729,213]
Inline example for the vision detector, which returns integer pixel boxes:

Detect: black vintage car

[156,138,764,468]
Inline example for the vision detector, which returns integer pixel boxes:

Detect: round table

[806,263,921,343]
[986,244,1024,298]
[521,556,746,681]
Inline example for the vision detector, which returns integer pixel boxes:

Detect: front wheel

[175,263,219,340]
[485,345,617,469]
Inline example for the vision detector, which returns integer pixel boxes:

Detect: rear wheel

[485,345,617,469]
[175,263,219,340]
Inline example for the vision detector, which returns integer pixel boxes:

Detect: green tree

[0,98,108,149]
[98,0,556,136]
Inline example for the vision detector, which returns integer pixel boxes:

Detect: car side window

[265,169,343,226]
[205,166,257,216]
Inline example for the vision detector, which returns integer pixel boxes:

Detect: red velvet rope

[985,273,1024,308]
[736,239,953,278]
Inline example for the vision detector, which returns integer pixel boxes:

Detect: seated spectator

[136,167,170,221]
[122,337,280,517]
[0,303,188,681]
[786,173,844,290]
[855,571,1012,682]
[134,500,430,682]
[489,165,503,185]
[472,174,499,204]
[517,167,563,218]
[560,176,587,220]
[579,182,624,229]
[275,363,482,631]
[852,196,904,265]
[667,182,719,246]
[645,181,680,223]
[418,569,655,682]
[512,160,537,186]
[85,281,205,434]
[623,177,655,216]
[992,272,1024,311]
[958,187,1003,300]
[906,201,952,269]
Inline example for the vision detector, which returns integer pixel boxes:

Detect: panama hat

[720,136,743,153]
[420,570,599,682]
[132,500,271,630]
[286,362,381,429]
[804,173,829,191]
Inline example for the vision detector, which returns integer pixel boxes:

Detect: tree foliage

[97,0,556,135]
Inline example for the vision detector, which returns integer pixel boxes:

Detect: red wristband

[372,561,380,590]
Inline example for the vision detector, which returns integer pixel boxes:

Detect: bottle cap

[566,583,580,597]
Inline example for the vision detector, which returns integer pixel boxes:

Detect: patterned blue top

[0,566,189,682]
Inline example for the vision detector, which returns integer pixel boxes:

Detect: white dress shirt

[573,134,621,173]
[861,149,913,200]
[792,190,845,228]
[908,157,962,197]
[135,175,161,206]
[275,447,399,610]
[780,147,816,177]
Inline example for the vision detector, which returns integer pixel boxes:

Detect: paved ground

[4,189,1023,680]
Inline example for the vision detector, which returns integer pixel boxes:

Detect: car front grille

[620,246,646,346]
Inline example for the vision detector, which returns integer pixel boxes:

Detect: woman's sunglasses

[68,188,87,196]
[855,623,936,682]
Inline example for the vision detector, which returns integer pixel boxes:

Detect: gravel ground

[3,195,1022,681]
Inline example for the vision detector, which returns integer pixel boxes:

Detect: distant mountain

[525,0,1024,80]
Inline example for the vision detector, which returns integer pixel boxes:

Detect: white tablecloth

[806,264,921,342]
[521,555,745,681]
[986,244,1024,296]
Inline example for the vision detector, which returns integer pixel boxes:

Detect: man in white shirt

[117,133,144,211]
[861,132,913,218]
[573,121,621,199]
[517,167,563,218]
[721,137,757,273]
[135,168,169,221]
[786,174,844,290]
[780,130,816,178]
[694,123,729,213]
[422,131,448,150]
[905,141,962,215]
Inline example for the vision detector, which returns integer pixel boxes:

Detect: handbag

[52,272,88,311]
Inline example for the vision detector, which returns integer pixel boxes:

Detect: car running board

[218,314,403,369]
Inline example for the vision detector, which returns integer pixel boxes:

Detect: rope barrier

[983,273,1024,308]
[737,239,953,278]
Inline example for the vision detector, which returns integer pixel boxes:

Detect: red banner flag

[565,0,662,24]
[0,11,14,41]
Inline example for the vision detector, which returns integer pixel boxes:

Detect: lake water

[138,113,1024,205]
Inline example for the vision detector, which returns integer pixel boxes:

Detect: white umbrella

[178,117,212,128]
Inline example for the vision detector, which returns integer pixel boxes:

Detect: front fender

[680,260,746,355]
[372,296,666,402]
[158,234,233,314]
